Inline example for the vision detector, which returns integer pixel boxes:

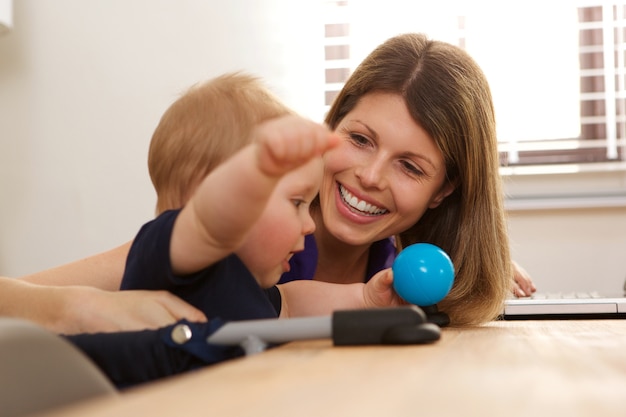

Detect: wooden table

[35,320,626,417]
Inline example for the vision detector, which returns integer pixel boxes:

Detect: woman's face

[319,92,454,246]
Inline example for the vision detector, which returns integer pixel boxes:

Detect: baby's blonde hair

[148,73,292,214]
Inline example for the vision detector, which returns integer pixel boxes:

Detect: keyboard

[522,291,603,300]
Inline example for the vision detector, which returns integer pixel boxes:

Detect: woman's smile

[338,183,388,216]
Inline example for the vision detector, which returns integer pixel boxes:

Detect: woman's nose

[355,157,387,189]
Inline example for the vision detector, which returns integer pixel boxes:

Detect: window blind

[323,1,626,170]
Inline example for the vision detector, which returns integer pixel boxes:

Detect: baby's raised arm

[170,115,338,276]
[253,115,339,177]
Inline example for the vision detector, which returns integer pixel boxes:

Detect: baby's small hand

[363,268,406,308]
[254,115,339,177]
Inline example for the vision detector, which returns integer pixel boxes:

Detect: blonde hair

[148,73,292,214]
[326,33,511,326]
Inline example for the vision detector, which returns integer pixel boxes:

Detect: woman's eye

[292,199,305,208]
[401,160,424,177]
[349,133,370,147]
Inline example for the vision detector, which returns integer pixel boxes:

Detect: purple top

[278,234,397,284]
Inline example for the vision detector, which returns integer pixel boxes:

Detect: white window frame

[323,0,626,210]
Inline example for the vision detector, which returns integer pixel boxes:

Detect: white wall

[504,169,626,295]
[0,0,325,276]
[508,207,626,295]
[1,0,625,296]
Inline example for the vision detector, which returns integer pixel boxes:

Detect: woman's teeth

[339,185,387,215]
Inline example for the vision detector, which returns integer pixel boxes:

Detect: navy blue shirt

[67,209,282,389]
[120,209,281,321]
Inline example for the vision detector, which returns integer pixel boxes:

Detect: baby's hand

[363,268,406,308]
[253,115,340,177]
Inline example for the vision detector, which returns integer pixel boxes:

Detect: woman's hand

[511,260,537,297]
[1,277,207,335]
[52,286,207,334]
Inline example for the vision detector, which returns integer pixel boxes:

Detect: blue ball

[392,243,455,306]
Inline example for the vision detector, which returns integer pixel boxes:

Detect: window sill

[502,162,626,211]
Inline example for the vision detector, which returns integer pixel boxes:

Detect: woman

[16,33,533,331]
[280,33,515,325]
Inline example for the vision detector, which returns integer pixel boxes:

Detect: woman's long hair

[325,33,511,326]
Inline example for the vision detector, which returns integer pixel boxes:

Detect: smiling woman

[280,33,513,326]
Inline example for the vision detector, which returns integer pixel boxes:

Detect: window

[323,1,626,173]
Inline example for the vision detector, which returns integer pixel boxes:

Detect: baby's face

[236,157,323,288]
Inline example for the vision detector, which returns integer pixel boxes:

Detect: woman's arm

[0,276,207,334]
[19,242,132,290]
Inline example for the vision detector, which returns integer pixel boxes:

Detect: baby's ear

[428,181,456,209]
